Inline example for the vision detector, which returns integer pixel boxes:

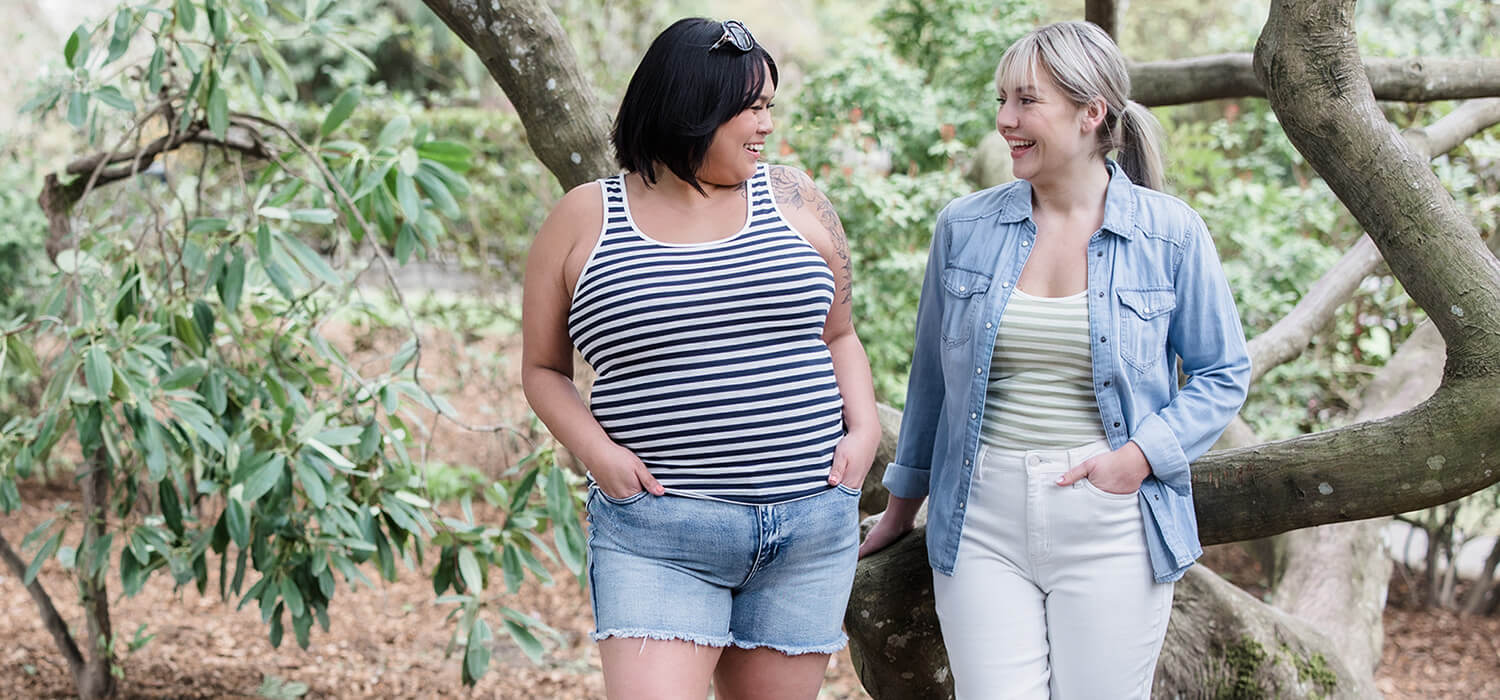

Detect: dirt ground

[2,321,1498,698]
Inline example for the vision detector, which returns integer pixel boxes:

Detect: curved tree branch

[1245,98,1500,384]
[419,0,614,191]
[1255,0,1500,379]
[1134,54,1500,106]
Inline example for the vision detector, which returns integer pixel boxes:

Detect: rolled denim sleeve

[883,208,952,500]
[1132,213,1250,492]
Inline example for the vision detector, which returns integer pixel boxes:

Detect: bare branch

[1134,54,1500,106]
[0,526,86,686]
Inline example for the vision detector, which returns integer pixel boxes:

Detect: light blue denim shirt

[884,162,1251,583]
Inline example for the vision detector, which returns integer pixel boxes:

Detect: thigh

[1043,488,1173,698]
[933,552,1049,700]
[588,489,750,647]
[728,485,860,654]
[600,637,722,700]
[712,647,829,700]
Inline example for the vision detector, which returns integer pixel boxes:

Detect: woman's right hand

[858,512,915,559]
[589,443,666,500]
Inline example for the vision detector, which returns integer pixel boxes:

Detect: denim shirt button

[1002,282,1010,288]
[986,322,993,329]
[1021,241,1030,247]
[970,412,978,419]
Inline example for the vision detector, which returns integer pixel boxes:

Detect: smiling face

[995,61,1106,188]
[696,63,775,188]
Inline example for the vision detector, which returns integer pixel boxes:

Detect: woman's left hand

[828,427,880,491]
[1057,441,1152,495]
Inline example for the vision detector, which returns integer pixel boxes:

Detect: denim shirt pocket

[1116,287,1176,373]
[940,267,992,347]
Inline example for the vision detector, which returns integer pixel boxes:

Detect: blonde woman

[860,21,1250,698]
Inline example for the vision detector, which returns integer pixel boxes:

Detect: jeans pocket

[1080,478,1140,501]
[834,483,862,497]
[593,486,649,506]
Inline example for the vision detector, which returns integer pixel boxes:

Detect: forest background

[0,0,1498,697]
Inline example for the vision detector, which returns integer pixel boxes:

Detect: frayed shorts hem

[729,634,848,656]
[591,630,847,656]
[592,629,733,647]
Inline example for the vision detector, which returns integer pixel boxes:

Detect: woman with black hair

[521,17,879,700]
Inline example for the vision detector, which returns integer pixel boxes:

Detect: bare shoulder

[766,165,853,302]
[767,165,843,243]
[539,180,605,242]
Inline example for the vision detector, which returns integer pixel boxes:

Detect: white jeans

[933,441,1173,699]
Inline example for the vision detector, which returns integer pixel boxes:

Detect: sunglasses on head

[709,20,755,53]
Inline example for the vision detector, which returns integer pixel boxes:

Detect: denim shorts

[585,484,861,654]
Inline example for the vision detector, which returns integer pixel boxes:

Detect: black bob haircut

[611,18,779,195]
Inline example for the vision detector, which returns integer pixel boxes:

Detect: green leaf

[464,617,493,682]
[391,338,417,373]
[106,9,133,65]
[141,416,167,482]
[177,0,197,31]
[280,576,305,618]
[304,439,354,471]
[159,480,184,536]
[187,217,229,233]
[288,208,337,225]
[93,86,134,113]
[398,147,419,177]
[395,172,421,221]
[24,531,62,584]
[292,610,312,649]
[193,300,215,341]
[85,346,113,403]
[207,83,228,141]
[501,617,544,664]
[413,168,460,219]
[500,543,523,593]
[246,56,264,100]
[553,516,586,575]
[320,87,360,138]
[148,47,165,94]
[238,453,285,504]
[457,547,483,594]
[160,362,207,391]
[66,91,89,129]
[219,247,245,310]
[64,25,89,68]
[416,140,472,171]
[394,223,418,263]
[225,497,249,547]
[295,458,327,509]
[376,114,410,149]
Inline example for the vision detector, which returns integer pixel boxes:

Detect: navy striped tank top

[567,164,845,504]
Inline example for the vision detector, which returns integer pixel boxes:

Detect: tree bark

[1255,2,1500,378]
[0,526,87,687]
[78,450,116,699]
[1134,54,1500,106]
[419,0,615,192]
[1085,0,1123,40]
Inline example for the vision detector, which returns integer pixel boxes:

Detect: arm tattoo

[813,190,853,304]
[769,167,853,305]
[768,165,806,208]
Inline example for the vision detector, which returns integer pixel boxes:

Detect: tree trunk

[1156,565,1377,698]
[419,0,614,191]
[0,527,88,685]
[78,449,116,699]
